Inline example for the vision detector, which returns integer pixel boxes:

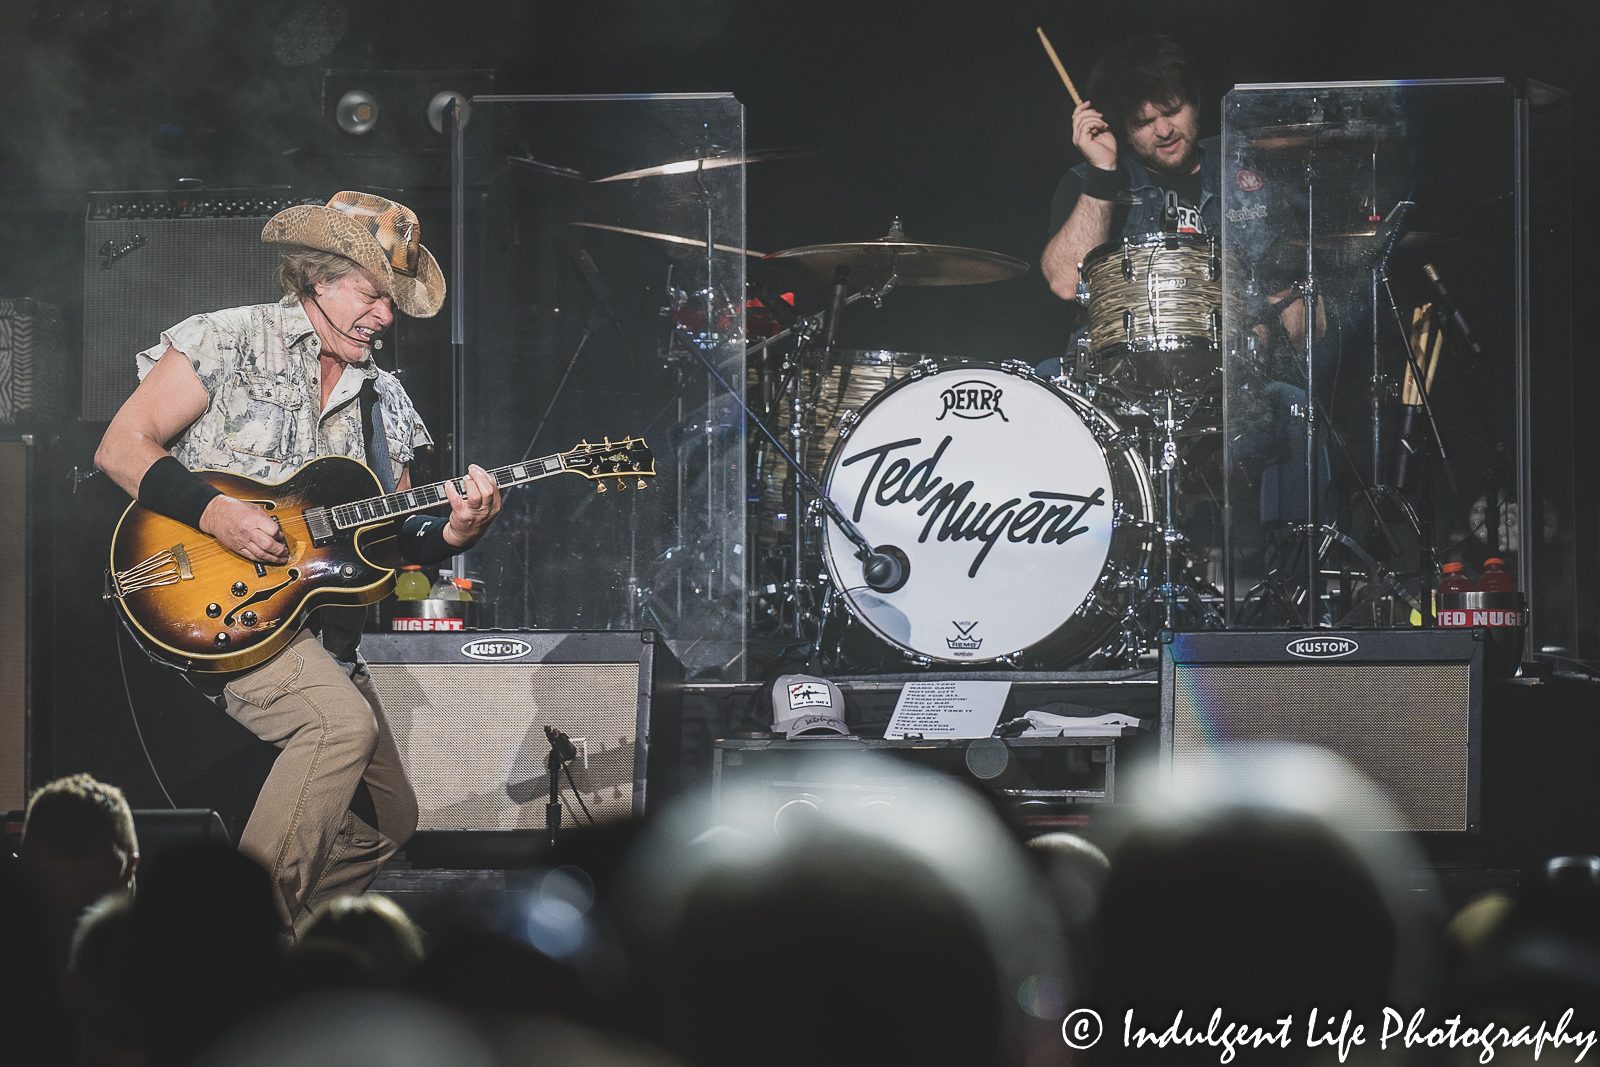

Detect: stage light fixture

[335,89,380,135]
[426,90,472,135]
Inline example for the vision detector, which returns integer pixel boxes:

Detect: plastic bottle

[1477,558,1516,593]
[429,568,461,601]
[395,566,430,600]
[1438,561,1475,596]
[452,576,475,602]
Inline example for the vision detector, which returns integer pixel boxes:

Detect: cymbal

[1286,230,1454,249]
[592,148,814,184]
[763,219,1028,287]
[572,221,765,258]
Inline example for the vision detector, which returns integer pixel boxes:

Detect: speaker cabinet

[1161,630,1483,833]
[358,631,682,830]
[81,192,311,420]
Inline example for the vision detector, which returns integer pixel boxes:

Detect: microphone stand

[669,309,894,584]
[1380,274,1457,626]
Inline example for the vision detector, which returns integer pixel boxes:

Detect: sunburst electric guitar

[106,437,655,672]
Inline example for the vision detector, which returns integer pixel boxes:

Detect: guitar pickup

[303,506,335,548]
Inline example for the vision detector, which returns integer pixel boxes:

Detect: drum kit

[585,151,1232,673]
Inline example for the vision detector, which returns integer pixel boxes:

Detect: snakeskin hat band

[261,191,445,318]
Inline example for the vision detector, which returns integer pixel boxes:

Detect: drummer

[1039,35,1217,306]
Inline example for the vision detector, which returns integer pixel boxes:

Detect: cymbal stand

[1131,390,1224,643]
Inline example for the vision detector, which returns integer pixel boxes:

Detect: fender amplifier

[1161,630,1483,833]
[358,631,683,831]
[81,192,313,420]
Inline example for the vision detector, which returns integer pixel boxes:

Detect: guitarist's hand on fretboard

[442,464,505,549]
[201,494,290,564]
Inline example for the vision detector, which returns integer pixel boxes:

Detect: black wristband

[400,514,460,566]
[139,455,222,530]
[1081,166,1122,202]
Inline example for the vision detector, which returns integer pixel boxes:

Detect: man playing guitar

[96,192,503,934]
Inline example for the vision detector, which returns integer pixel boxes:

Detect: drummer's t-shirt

[1047,164,1208,237]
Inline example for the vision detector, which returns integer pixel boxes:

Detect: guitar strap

[358,378,398,495]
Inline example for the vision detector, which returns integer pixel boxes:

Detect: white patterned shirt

[135,297,430,487]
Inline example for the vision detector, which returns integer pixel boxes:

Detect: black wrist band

[401,514,460,566]
[139,455,222,530]
[1081,166,1122,202]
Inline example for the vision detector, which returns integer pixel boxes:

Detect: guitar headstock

[560,436,657,492]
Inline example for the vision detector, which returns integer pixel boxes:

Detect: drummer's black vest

[1068,136,1222,239]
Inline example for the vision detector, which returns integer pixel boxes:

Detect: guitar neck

[327,454,566,530]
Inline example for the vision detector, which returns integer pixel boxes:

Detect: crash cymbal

[762,218,1028,287]
[572,221,765,258]
[1286,230,1455,249]
[592,148,815,184]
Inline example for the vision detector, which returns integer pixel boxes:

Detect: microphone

[544,725,578,764]
[1363,200,1412,271]
[1422,263,1484,357]
[823,264,849,354]
[307,292,389,353]
[573,249,626,336]
[860,544,909,593]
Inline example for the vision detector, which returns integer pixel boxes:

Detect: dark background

[0,0,1590,822]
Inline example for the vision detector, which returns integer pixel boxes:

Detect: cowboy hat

[262,191,445,318]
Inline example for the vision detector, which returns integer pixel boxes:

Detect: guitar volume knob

[206,603,221,618]
[214,632,231,648]
[241,611,258,626]
[232,581,248,597]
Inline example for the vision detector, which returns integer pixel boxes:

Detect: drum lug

[1075,280,1090,306]
[1121,238,1134,282]
[836,409,860,438]
[1123,308,1135,343]
[1000,359,1033,377]
[909,358,940,379]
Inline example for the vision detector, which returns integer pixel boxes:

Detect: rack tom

[1078,233,1221,391]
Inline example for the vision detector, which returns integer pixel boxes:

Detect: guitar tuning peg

[636,479,648,490]
[596,481,607,494]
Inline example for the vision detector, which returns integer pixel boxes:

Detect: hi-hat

[572,221,765,258]
[592,148,814,184]
[763,218,1028,287]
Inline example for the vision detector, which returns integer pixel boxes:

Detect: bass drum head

[820,363,1151,666]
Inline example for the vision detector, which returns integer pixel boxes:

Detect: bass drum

[820,362,1153,667]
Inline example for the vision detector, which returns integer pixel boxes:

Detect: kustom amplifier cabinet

[359,631,682,830]
[1161,630,1483,833]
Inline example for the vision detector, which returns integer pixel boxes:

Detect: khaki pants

[213,627,417,933]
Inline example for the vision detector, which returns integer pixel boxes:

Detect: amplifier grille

[1171,662,1470,831]
[82,217,283,420]
[367,662,641,830]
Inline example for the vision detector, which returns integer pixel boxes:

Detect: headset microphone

[308,292,388,352]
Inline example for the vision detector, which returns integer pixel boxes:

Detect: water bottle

[395,565,430,600]
[429,567,461,601]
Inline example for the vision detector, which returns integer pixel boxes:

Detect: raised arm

[1041,100,1120,300]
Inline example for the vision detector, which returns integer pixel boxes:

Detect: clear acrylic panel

[457,94,747,678]
[1221,79,1521,628]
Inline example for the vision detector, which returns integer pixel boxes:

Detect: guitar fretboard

[328,455,565,530]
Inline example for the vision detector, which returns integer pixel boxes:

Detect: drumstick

[1424,322,1443,394]
[1403,305,1428,405]
[1036,27,1084,106]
